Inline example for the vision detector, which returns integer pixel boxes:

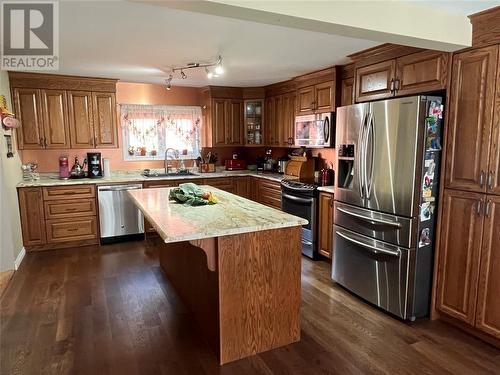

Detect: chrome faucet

[164,148,179,174]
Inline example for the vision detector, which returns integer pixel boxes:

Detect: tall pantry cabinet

[436,44,500,343]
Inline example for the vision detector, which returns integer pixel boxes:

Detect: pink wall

[21,81,336,173]
[21,82,201,172]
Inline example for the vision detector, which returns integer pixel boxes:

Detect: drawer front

[258,184,282,209]
[44,198,96,219]
[46,216,98,243]
[143,179,199,189]
[204,177,234,192]
[43,185,95,200]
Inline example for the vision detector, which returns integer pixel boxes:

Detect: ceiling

[54,0,499,88]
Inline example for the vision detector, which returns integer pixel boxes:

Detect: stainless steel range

[281,180,319,259]
[333,95,444,320]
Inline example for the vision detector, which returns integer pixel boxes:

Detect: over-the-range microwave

[295,112,335,148]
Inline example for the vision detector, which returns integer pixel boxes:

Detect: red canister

[59,156,70,179]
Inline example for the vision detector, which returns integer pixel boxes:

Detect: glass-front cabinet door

[244,100,263,145]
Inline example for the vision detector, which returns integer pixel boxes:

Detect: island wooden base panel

[159,226,302,365]
[2,241,499,374]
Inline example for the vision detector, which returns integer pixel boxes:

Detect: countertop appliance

[277,156,290,174]
[295,112,334,148]
[87,152,103,178]
[98,184,145,244]
[225,159,247,171]
[281,180,319,259]
[333,95,444,321]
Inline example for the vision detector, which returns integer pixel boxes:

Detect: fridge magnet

[422,158,436,198]
[420,202,432,222]
[428,101,443,119]
[425,117,441,151]
[419,228,431,248]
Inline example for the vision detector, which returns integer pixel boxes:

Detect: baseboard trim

[14,247,25,270]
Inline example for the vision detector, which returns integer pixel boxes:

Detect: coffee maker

[87,152,103,178]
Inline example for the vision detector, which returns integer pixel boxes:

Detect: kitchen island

[128,186,307,365]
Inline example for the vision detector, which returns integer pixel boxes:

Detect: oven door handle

[336,230,400,257]
[337,206,401,228]
[282,193,314,205]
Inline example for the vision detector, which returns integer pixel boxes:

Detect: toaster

[225,159,247,171]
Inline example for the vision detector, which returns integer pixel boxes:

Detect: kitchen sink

[142,171,198,178]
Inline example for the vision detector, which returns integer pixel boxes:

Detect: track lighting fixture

[164,55,224,90]
[165,73,173,91]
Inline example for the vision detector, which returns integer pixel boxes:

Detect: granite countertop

[128,186,308,243]
[317,185,335,194]
[16,169,297,188]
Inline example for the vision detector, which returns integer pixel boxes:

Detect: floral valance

[120,104,202,160]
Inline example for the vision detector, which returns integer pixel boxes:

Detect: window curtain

[120,104,202,159]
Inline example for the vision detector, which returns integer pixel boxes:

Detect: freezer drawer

[332,226,418,320]
[334,201,418,248]
[98,184,144,240]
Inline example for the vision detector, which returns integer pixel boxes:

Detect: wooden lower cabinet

[436,189,500,343]
[203,177,235,193]
[18,188,46,246]
[436,189,484,325]
[46,216,98,243]
[18,185,98,251]
[318,192,334,259]
[475,195,500,339]
[235,176,250,198]
[255,179,282,209]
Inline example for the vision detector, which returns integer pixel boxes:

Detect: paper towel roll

[103,158,110,177]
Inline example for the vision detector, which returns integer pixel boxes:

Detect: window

[120,104,202,161]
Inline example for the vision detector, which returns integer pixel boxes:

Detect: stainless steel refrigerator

[333,95,444,321]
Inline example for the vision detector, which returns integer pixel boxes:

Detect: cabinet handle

[394,78,401,91]
[39,137,44,146]
[479,170,486,188]
[44,138,48,148]
[485,199,492,218]
[488,171,494,190]
[329,197,334,207]
[476,200,483,216]
[94,136,97,147]
[389,79,395,93]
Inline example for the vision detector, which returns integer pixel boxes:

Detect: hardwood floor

[1,240,499,374]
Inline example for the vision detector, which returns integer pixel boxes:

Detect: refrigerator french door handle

[365,110,374,199]
[358,112,367,199]
[336,230,401,257]
[336,206,402,227]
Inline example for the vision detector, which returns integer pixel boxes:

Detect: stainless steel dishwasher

[98,184,144,244]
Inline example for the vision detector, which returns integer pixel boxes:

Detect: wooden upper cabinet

[444,46,499,193]
[341,77,354,107]
[265,95,282,146]
[41,89,70,149]
[296,82,335,114]
[212,99,227,146]
[318,192,334,259]
[355,60,396,102]
[281,92,295,146]
[475,195,500,339]
[18,188,46,246]
[394,51,449,96]
[315,81,335,112]
[297,86,315,115]
[227,100,243,145]
[12,88,44,149]
[436,189,484,325]
[488,50,500,196]
[92,92,118,148]
[68,91,94,148]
